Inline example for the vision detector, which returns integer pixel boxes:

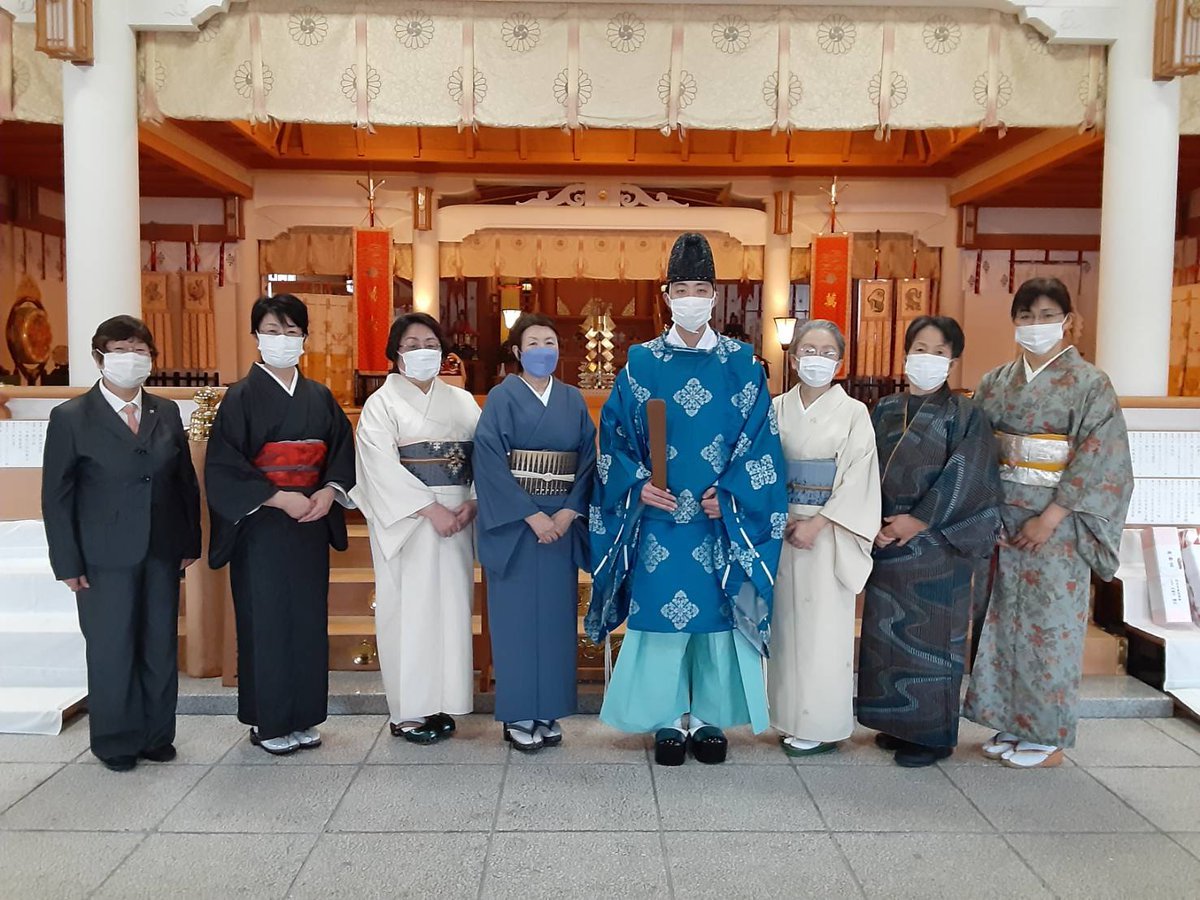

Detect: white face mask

[257,333,305,368]
[905,353,952,392]
[795,355,839,388]
[1015,321,1065,356]
[669,295,714,333]
[101,352,152,390]
[400,348,442,381]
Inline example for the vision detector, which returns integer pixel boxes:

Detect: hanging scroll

[181,272,217,370]
[810,233,853,337]
[353,228,393,373]
[856,279,892,377]
[140,273,175,370]
[892,277,931,378]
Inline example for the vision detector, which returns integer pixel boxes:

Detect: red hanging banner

[810,232,853,335]
[353,228,393,372]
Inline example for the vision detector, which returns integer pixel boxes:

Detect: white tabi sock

[670,715,687,732]
[785,737,824,751]
[688,715,709,734]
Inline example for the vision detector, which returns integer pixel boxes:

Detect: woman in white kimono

[350,313,481,744]
[768,320,881,757]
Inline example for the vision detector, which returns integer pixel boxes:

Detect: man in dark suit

[41,316,201,771]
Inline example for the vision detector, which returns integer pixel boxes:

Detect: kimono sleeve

[473,389,541,532]
[350,392,434,561]
[908,399,1003,558]
[204,387,277,524]
[820,401,881,593]
[1055,373,1133,579]
[321,390,357,502]
[715,360,788,655]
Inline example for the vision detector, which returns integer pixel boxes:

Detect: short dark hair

[508,313,559,373]
[385,312,449,365]
[1011,277,1072,319]
[904,315,965,359]
[91,315,157,358]
[251,294,309,335]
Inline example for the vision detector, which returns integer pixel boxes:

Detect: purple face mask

[520,345,559,378]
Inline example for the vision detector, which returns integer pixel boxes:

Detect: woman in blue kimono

[473,314,597,752]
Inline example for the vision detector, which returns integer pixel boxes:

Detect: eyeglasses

[796,345,841,360]
[1014,311,1065,325]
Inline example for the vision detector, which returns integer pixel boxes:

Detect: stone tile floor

[1,714,1199,899]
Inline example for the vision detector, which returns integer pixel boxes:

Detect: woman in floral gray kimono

[964,277,1133,769]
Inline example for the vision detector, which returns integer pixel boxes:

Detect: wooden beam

[949,128,1102,207]
[518,129,528,160]
[732,132,743,162]
[140,222,236,243]
[627,129,637,162]
[355,126,367,158]
[226,120,281,158]
[841,131,853,163]
[137,122,254,198]
[965,232,1100,252]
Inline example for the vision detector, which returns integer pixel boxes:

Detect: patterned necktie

[122,403,139,435]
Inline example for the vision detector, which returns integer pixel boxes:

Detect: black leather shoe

[100,755,137,772]
[430,713,457,737]
[874,732,910,752]
[690,726,728,764]
[139,744,177,762]
[654,728,688,766]
[894,744,953,768]
[391,719,442,744]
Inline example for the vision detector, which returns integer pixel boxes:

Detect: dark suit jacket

[41,385,202,580]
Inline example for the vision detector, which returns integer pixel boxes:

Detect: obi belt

[786,458,837,506]
[509,449,577,496]
[995,431,1070,488]
[398,440,474,487]
[253,440,327,489]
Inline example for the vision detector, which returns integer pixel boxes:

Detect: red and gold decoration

[892,278,931,378]
[856,279,893,377]
[810,233,853,337]
[353,227,393,373]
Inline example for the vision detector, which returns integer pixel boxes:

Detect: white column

[62,5,141,385]
[762,195,792,395]
[411,196,440,318]
[234,200,262,375]
[1096,0,1179,396]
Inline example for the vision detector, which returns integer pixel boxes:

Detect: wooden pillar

[182,440,232,678]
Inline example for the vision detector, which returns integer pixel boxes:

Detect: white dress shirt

[98,379,144,427]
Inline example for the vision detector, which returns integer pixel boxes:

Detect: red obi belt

[253,440,327,489]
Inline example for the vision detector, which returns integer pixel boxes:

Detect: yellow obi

[995,432,1070,488]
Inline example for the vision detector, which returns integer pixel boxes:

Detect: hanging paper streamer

[353,228,393,372]
[810,233,854,338]
[892,278,931,378]
[181,272,217,370]
[856,279,892,377]
[140,273,175,369]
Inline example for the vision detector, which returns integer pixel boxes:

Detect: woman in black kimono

[205,294,355,756]
[857,316,1002,767]
[473,314,596,751]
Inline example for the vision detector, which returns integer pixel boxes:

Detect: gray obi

[786,458,837,506]
[509,449,577,496]
[398,440,474,487]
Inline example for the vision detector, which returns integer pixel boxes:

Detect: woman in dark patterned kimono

[857,316,1002,767]
[964,278,1133,769]
[206,294,356,756]
[473,314,596,752]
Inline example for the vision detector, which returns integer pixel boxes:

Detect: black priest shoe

[139,743,177,762]
[390,718,442,744]
[429,713,457,737]
[894,744,953,768]
[689,726,729,764]
[100,755,137,772]
[653,727,688,766]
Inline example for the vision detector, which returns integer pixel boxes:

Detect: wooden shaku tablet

[646,398,668,490]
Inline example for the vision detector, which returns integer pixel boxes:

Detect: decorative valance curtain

[438,230,763,281]
[113,3,1105,133]
[258,228,413,279]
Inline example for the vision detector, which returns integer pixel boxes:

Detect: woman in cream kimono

[768,320,880,756]
[350,313,481,745]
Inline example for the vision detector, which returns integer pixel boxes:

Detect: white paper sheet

[1128,479,1200,526]
[0,421,49,468]
[1128,432,1200,478]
